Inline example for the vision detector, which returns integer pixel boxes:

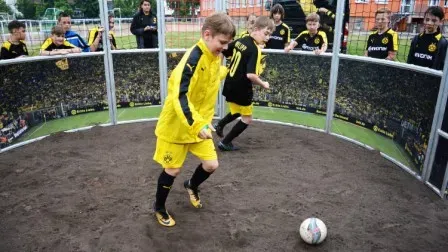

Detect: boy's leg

[214,112,241,137]
[153,139,188,227]
[219,104,253,151]
[185,139,218,208]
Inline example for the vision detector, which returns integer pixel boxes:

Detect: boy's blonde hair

[253,16,275,32]
[306,13,320,23]
[51,25,65,36]
[202,12,236,38]
[375,8,392,18]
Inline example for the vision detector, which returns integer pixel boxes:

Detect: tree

[16,0,38,19]
[113,0,157,18]
[167,0,199,17]
[72,0,99,18]
[0,0,12,15]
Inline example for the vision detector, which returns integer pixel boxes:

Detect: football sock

[189,164,212,190]
[218,112,241,128]
[155,170,175,211]
[222,120,248,144]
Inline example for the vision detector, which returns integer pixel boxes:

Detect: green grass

[18,105,416,171]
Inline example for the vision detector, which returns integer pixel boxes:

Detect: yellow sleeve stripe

[88,28,98,45]
[392,32,399,51]
[318,31,328,45]
[2,41,11,50]
[41,38,53,50]
[295,30,308,40]
[63,40,75,47]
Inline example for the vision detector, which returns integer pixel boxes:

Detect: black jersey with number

[366,28,398,59]
[266,22,290,49]
[0,41,28,59]
[294,30,327,51]
[407,30,448,70]
[222,36,262,106]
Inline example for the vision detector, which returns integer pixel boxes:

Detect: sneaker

[154,205,176,227]
[218,141,240,151]
[213,123,224,138]
[184,180,202,208]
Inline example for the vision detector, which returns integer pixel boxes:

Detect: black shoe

[213,123,224,137]
[218,141,240,151]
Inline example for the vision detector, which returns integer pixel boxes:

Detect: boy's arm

[386,32,399,60]
[407,36,418,64]
[284,25,291,49]
[171,50,209,137]
[246,47,269,89]
[130,15,144,35]
[247,73,269,89]
[434,38,448,70]
[0,46,9,60]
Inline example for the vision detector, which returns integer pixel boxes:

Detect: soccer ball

[299,217,327,245]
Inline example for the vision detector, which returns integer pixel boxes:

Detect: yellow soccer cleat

[184,180,202,208]
[154,208,176,227]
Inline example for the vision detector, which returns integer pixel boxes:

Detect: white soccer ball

[299,217,327,245]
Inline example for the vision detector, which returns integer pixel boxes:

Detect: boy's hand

[284,46,291,53]
[318,7,329,13]
[262,81,270,89]
[314,49,322,55]
[198,124,215,139]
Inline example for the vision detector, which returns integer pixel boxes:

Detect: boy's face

[375,13,390,30]
[272,12,282,23]
[109,17,115,29]
[424,13,442,34]
[141,1,151,13]
[59,17,71,33]
[306,21,319,34]
[252,27,272,45]
[52,34,65,46]
[12,27,26,41]
[203,30,233,56]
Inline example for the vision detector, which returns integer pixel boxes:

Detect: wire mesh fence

[0,0,447,62]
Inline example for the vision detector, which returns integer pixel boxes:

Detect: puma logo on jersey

[186,63,194,72]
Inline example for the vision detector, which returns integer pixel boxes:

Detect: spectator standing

[365,8,398,60]
[130,0,158,48]
[407,6,448,70]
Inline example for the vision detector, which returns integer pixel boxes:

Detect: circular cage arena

[1,0,448,251]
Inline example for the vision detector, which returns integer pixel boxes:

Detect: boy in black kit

[214,16,274,151]
[265,4,290,50]
[407,6,448,70]
[365,8,398,60]
[0,21,28,60]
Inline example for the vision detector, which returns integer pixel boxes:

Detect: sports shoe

[184,180,202,208]
[218,141,240,151]
[213,123,224,138]
[154,206,176,227]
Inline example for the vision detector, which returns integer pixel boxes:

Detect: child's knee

[202,160,219,172]
[164,168,181,177]
[241,115,252,124]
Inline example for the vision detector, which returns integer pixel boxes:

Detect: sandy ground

[1,121,448,252]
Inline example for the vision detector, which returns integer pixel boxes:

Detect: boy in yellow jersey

[40,26,81,56]
[214,16,274,151]
[365,8,398,60]
[88,14,117,52]
[152,13,235,227]
[0,21,28,60]
[285,13,327,55]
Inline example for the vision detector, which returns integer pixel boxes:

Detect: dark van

[265,0,349,53]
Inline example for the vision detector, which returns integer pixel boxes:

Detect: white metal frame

[2,0,448,199]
